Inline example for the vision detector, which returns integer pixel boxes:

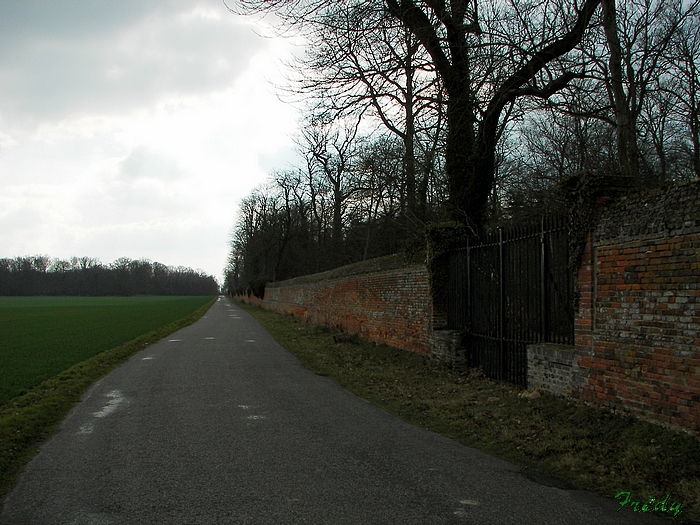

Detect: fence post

[499,226,505,381]
[466,241,470,334]
[540,216,548,342]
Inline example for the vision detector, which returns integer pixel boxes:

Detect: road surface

[1,297,665,524]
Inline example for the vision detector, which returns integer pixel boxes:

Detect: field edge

[0,296,216,502]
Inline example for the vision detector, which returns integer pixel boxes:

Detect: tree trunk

[404,52,417,218]
[602,0,639,179]
[444,84,481,224]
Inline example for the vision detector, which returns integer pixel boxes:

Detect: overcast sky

[0,1,300,283]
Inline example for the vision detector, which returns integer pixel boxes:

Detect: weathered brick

[236,255,434,355]
[575,179,700,435]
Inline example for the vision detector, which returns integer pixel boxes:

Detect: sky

[0,0,301,283]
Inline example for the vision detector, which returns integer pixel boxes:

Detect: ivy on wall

[558,171,636,310]
[425,221,469,327]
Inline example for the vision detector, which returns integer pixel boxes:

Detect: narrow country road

[1,298,664,524]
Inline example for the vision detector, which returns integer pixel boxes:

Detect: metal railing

[447,215,574,386]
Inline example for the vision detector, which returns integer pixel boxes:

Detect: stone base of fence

[432,330,467,371]
[527,343,581,397]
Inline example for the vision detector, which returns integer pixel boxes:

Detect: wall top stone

[265,253,426,288]
[594,179,700,243]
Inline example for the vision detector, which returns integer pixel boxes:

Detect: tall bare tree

[286,2,443,220]
[595,0,698,182]
[299,118,362,247]
[226,0,605,226]
[382,0,603,226]
[668,6,700,178]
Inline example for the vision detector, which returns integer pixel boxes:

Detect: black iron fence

[447,215,574,386]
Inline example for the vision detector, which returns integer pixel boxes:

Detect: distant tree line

[225,0,700,295]
[0,255,219,296]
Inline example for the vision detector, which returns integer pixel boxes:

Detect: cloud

[0,1,302,279]
[76,156,196,225]
[118,146,186,181]
[0,1,267,126]
[0,132,16,153]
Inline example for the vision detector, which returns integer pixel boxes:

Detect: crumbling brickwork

[575,180,700,432]
[528,343,581,397]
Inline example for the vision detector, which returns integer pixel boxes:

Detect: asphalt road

[1,297,667,524]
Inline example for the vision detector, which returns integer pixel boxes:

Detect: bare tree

[347,135,406,259]
[383,0,602,226]
[287,2,443,220]
[595,0,698,182]
[226,0,604,227]
[668,6,700,178]
[227,129,419,288]
[496,104,618,220]
[639,76,691,182]
[299,118,362,247]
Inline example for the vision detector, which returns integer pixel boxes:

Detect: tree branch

[385,0,453,79]
[487,0,602,122]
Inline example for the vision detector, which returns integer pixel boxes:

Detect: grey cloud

[76,164,198,228]
[118,146,186,181]
[0,1,267,124]
[0,1,168,42]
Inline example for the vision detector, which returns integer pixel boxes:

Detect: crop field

[0,296,214,405]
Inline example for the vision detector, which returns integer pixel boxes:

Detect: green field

[0,296,214,406]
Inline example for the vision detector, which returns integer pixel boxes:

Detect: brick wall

[528,343,582,397]
[575,180,700,432]
[234,180,699,434]
[236,254,434,354]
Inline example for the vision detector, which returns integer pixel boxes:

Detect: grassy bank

[235,300,700,523]
[0,296,215,499]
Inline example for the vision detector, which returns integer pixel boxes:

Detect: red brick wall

[236,255,433,354]
[575,181,700,432]
[234,181,699,434]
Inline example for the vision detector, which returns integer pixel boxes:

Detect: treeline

[225,0,700,295]
[0,255,219,296]
[226,133,445,296]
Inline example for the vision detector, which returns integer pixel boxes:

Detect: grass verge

[235,300,700,523]
[0,297,215,500]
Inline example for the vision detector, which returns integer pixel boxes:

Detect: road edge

[0,296,217,502]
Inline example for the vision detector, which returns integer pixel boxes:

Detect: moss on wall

[558,171,636,310]
[425,221,469,326]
